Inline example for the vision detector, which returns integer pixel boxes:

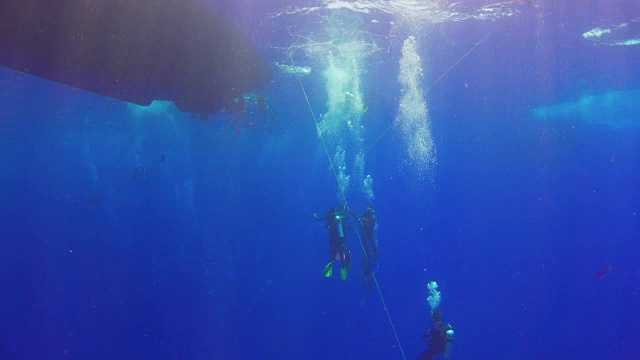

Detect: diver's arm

[314,213,327,221]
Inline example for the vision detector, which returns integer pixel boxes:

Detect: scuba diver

[417,310,455,360]
[314,206,352,280]
[360,256,377,304]
[355,205,378,259]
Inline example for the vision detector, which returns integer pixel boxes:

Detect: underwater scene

[1,0,639,359]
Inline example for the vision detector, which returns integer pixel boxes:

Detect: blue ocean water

[1,1,639,359]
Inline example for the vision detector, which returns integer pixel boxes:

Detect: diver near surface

[417,310,455,360]
[355,205,378,259]
[314,206,352,280]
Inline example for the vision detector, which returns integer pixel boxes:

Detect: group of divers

[314,204,455,360]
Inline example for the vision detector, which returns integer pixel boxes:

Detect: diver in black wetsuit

[417,310,454,360]
[314,206,352,280]
[356,205,378,259]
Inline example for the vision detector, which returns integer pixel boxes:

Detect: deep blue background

[1,1,639,359]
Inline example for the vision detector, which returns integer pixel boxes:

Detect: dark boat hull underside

[0,0,271,116]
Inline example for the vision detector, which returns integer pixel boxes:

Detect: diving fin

[340,266,348,280]
[323,261,334,278]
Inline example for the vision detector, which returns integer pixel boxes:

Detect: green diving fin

[323,261,334,278]
[340,266,348,280]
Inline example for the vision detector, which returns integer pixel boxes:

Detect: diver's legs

[343,249,352,271]
[416,345,442,360]
[340,248,352,280]
[416,351,434,360]
[363,235,377,258]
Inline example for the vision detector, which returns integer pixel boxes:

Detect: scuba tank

[335,214,345,238]
[443,325,454,358]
